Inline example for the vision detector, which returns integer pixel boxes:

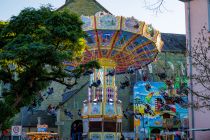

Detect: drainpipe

[187,1,195,140]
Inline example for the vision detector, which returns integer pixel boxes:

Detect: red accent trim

[120,16,123,30]
[106,31,119,57]
[94,16,102,58]
[85,48,93,59]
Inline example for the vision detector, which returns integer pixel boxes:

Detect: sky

[0,0,186,34]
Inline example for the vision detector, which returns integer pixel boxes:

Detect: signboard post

[11,126,22,140]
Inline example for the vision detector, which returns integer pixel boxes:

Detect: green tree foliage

[0,6,100,130]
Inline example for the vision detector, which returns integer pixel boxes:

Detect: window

[104,122,116,132]
[96,87,102,101]
[89,122,102,132]
[106,87,114,100]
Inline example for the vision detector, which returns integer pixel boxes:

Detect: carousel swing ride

[66,12,163,140]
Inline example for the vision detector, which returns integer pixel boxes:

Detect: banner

[11,126,22,136]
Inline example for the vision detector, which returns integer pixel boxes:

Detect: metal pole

[143,114,145,140]
[187,1,195,140]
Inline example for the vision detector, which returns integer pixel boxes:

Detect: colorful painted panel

[81,16,94,31]
[114,32,134,49]
[117,133,121,140]
[134,81,188,139]
[106,87,114,99]
[98,30,115,47]
[105,69,113,85]
[82,104,89,116]
[104,133,115,140]
[91,103,102,115]
[110,50,117,57]
[122,17,144,33]
[101,49,108,57]
[85,31,96,47]
[126,36,148,52]
[91,69,104,87]
[95,87,103,101]
[96,69,104,86]
[134,82,164,115]
[143,24,159,41]
[90,133,101,140]
[96,15,120,30]
[105,103,115,116]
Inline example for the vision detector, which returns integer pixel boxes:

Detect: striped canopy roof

[67,13,164,73]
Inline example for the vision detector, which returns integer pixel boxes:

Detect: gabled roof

[58,0,111,16]
[60,81,89,105]
[161,33,186,53]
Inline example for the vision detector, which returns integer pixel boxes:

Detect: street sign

[37,124,48,132]
[11,126,22,136]
[89,118,102,121]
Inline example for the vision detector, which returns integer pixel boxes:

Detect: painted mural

[134,81,188,139]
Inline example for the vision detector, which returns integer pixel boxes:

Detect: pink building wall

[184,0,210,139]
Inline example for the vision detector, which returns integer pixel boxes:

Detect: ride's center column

[82,58,123,140]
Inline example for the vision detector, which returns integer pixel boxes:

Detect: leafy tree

[143,0,186,13]
[0,6,99,130]
[143,0,166,13]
